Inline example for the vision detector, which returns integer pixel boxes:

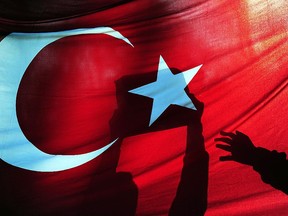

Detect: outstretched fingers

[216,144,232,152]
[215,131,237,162]
[214,137,232,144]
[220,131,236,138]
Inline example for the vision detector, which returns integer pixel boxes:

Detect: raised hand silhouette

[215,131,256,165]
[215,131,288,194]
[108,70,209,216]
[169,94,209,216]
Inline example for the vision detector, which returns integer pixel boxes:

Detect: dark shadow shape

[215,131,288,195]
[82,171,138,216]
[110,68,209,216]
[0,1,133,21]
[169,94,209,216]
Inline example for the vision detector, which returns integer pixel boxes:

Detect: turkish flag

[1,1,288,216]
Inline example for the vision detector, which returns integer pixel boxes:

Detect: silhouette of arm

[215,131,288,194]
[251,147,288,194]
[169,96,209,216]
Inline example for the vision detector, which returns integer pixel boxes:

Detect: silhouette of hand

[215,131,257,165]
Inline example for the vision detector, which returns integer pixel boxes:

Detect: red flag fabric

[0,1,287,215]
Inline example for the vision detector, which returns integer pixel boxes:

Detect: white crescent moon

[0,27,133,172]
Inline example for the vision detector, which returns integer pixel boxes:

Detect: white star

[129,55,202,126]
